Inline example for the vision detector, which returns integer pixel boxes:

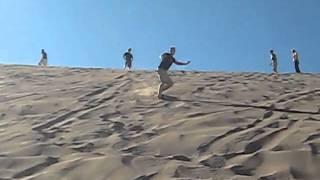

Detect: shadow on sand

[160,95,319,115]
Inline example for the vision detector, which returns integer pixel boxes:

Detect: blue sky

[0,0,319,73]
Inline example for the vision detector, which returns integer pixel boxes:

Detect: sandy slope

[0,64,319,180]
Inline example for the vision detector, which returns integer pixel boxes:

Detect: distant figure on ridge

[157,46,191,99]
[123,48,133,70]
[291,49,301,73]
[38,49,48,67]
[270,50,278,73]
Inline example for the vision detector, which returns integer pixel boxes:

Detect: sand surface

[0,64,320,180]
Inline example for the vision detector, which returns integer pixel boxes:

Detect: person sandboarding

[157,46,191,99]
[123,48,133,70]
[38,49,48,67]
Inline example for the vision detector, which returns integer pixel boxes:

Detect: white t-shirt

[292,52,299,61]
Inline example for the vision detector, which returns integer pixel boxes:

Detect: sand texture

[0,64,320,180]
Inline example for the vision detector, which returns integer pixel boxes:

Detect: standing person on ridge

[123,48,133,70]
[157,46,191,99]
[38,49,48,67]
[270,50,278,73]
[291,49,301,73]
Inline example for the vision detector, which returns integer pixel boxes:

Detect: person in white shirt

[291,49,301,73]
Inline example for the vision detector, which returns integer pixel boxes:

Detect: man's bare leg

[164,81,173,92]
[38,60,43,66]
[158,82,174,98]
[158,83,166,98]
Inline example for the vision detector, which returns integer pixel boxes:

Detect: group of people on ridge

[124,47,302,98]
[36,46,303,99]
[269,48,301,73]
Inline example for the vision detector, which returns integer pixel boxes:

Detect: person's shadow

[159,95,319,115]
[160,95,180,101]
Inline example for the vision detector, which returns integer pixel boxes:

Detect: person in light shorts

[157,46,191,98]
[38,49,48,67]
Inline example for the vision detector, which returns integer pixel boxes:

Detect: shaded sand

[0,64,320,180]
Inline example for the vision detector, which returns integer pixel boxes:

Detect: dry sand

[0,64,319,180]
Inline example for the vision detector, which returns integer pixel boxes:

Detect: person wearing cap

[38,49,48,67]
[291,49,301,73]
[123,48,133,70]
[270,50,278,73]
[157,46,191,99]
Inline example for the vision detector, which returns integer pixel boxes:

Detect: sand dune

[0,64,319,180]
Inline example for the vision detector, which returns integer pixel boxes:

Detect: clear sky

[0,0,319,73]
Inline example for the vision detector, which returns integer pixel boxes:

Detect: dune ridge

[0,64,319,180]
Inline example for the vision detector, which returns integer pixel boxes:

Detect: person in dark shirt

[270,50,278,73]
[123,48,133,70]
[38,49,48,67]
[157,46,191,98]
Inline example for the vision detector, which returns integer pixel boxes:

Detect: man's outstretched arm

[174,60,191,65]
